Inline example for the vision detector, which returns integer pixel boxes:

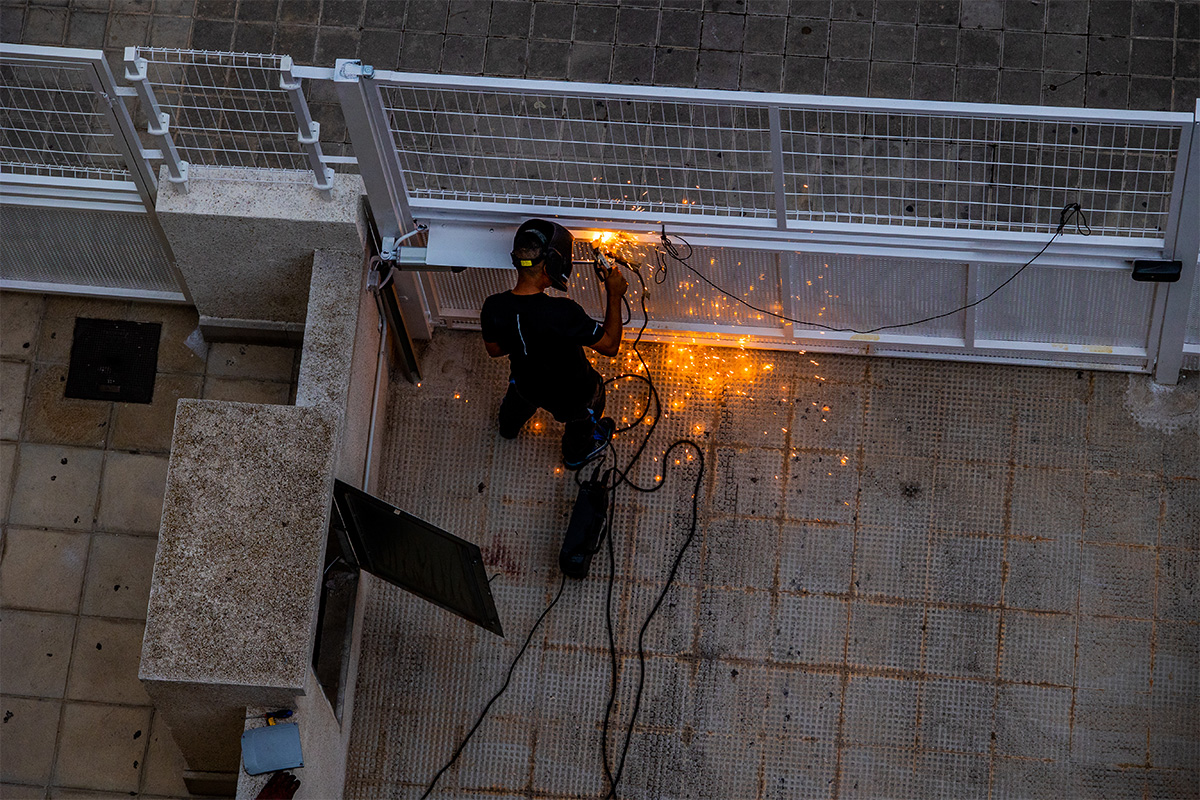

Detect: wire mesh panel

[132,48,312,180]
[974,264,1155,348]
[376,76,1185,241]
[0,60,130,181]
[1,204,179,294]
[781,112,1181,237]
[1185,271,1200,351]
[381,84,776,220]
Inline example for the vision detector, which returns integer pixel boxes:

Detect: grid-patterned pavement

[346,328,1197,799]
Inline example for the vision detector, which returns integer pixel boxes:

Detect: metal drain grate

[64,318,161,404]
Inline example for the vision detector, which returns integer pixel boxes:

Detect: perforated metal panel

[0,205,178,295]
[790,254,967,338]
[975,264,1154,348]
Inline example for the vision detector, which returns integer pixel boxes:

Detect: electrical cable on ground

[655,202,1091,335]
[417,573,567,800]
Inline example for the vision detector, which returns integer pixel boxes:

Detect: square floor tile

[763,669,840,741]
[847,601,923,671]
[65,617,149,705]
[853,525,928,601]
[79,534,158,620]
[932,461,1008,535]
[923,607,998,679]
[998,609,1075,685]
[108,372,203,454]
[35,297,131,366]
[96,452,169,534]
[53,702,149,793]
[1161,477,1198,548]
[789,382,863,452]
[0,361,28,441]
[786,450,857,524]
[771,594,847,664]
[1004,537,1080,612]
[0,695,61,784]
[1157,548,1198,621]
[918,677,994,753]
[928,533,1002,605]
[701,517,777,589]
[714,386,789,448]
[777,522,853,594]
[697,588,774,661]
[0,610,75,697]
[0,292,43,361]
[994,684,1072,759]
[711,447,785,518]
[1073,687,1152,764]
[8,444,103,531]
[23,364,111,449]
[1084,471,1161,546]
[0,527,89,613]
[843,675,917,747]
[857,456,933,531]
[1076,616,1151,691]
[1010,467,1085,540]
[1079,543,1155,618]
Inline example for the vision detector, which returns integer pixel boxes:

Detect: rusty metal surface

[346,329,1198,799]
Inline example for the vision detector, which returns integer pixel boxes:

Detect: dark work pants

[498,375,606,463]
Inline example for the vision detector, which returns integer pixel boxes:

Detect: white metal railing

[3,45,1196,381]
[364,73,1189,243]
[128,47,335,196]
[0,43,185,301]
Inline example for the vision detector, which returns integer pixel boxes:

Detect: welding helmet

[512,219,574,291]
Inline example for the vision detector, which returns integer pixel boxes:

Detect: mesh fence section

[0,61,129,180]
[381,85,777,219]
[132,47,311,179]
[782,111,1181,236]
[380,79,1184,239]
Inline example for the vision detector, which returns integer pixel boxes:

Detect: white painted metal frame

[318,66,1198,382]
[0,43,187,301]
[129,47,336,195]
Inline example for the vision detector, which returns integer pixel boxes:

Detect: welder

[481,219,628,470]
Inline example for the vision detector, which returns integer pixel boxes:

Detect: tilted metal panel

[790,254,967,338]
[0,205,178,295]
[975,264,1155,348]
[1187,264,1200,350]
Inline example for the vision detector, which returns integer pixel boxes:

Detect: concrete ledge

[141,400,337,689]
[156,166,365,324]
[199,315,305,346]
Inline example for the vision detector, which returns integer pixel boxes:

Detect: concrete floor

[345,328,1197,799]
[0,292,301,798]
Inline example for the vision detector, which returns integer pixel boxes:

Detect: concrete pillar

[154,166,365,343]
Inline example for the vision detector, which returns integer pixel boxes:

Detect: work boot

[563,417,615,470]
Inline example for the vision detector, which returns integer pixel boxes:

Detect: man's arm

[484,339,506,358]
[589,265,628,357]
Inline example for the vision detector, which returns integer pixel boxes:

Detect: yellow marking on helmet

[519,260,533,266]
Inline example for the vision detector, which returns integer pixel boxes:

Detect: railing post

[124,46,188,193]
[77,53,158,207]
[1152,101,1199,384]
[279,56,335,200]
[332,59,430,339]
[768,105,788,230]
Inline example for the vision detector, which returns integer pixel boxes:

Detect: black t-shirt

[480,291,604,409]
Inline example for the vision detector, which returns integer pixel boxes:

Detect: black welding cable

[599,440,705,800]
[656,203,1090,335]
[417,573,568,800]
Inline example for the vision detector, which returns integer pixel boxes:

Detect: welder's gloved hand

[256,771,301,800]
[605,263,629,298]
